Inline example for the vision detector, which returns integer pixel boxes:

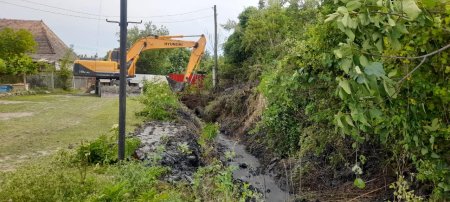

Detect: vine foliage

[327,0,449,197]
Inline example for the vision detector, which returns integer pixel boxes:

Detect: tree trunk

[23,73,28,91]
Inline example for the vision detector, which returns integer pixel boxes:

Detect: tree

[0,28,37,89]
[0,28,36,59]
[58,45,76,90]
[125,22,195,75]
[126,22,171,74]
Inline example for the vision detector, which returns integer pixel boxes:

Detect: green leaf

[354,178,366,189]
[345,29,355,41]
[335,112,345,128]
[383,79,397,98]
[431,153,440,158]
[358,14,369,25]
[364,62,385,77]
[342,59,353,73]
[413,135,419,145]
[337,6,349,14]
[421,148,428,155]
[339,79,352,94]
[345,115,355,127]
[388,69,397,77]
[388,18,396,26]
[430,136,435,145]
[362,40,372,50]
[397,0,422,20]
[334,49,343,58]
[325,13,339,23]
[376,0,383,7]
[359,55,369,67]
[342,14,351,27]
[375,39,383,51]
[346,0,362,11]
[431,118,439,129]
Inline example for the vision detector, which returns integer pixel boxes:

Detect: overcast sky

[0,0,259,56]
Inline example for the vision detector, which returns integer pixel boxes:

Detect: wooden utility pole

[213,5,218,88]
[106,1,141,161]
[118,0,128,160]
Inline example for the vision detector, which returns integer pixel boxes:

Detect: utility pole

[106,2,140,161]
[213,5,218,88]
[118,0,128,160]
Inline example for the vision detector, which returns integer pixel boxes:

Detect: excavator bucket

[166,76,186,92]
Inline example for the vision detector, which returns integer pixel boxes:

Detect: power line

[153,15,213,24]
[19,0,102,17]
[1,0,214,24]
[0,0,100,20]
[132,8,211,18]
[18,0,211,18]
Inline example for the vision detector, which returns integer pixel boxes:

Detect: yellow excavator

[73,35,206,92]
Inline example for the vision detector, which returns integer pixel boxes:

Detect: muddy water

[217,134,289,202]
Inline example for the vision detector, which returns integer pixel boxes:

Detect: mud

[0,112,34,121]
[133,107,203,183]
[217,134,289,202]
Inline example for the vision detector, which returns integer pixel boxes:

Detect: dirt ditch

[131,102,288,201]
[217,133,289,202]
[180,84,393,201]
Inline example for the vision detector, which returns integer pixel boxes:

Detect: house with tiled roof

[0,19,76,69]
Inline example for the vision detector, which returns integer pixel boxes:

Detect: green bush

[136,81,180,121]
[0,157,170,201]
[0,160,100,201]
[198,123,219,148]
[193,160,259,201]
[76,126,140,164]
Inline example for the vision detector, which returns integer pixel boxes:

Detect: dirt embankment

[182,84,393,201]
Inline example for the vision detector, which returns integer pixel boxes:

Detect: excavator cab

[109,49,120,63]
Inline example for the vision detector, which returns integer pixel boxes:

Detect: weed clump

[76,125,140,165]
[136,81,180,121]
[193,160,260,201]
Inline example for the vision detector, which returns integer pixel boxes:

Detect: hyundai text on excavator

[73,35,206,93]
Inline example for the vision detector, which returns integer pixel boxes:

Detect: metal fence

[26,73,95,91]
[73,76,96,91]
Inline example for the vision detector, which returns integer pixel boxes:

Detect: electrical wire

[19,0,102,17]
[17,0,211,18]
[0,0,100,20]
[153,15,213,24]
[1,0,213,23]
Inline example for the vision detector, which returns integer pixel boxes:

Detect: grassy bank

[0,94,143,170]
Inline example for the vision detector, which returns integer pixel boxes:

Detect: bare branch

[363,43,450,60]
[397,57,427,84]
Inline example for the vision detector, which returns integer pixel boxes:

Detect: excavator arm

[125,35,206,82]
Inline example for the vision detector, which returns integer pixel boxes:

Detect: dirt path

[0,149,56,171]
[0,112,34,120]
[217,134,289,202]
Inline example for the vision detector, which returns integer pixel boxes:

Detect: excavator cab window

[110,49,120,63]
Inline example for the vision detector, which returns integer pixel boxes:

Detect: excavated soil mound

[132,107,203,183]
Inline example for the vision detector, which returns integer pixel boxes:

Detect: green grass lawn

[0,94,143,170]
